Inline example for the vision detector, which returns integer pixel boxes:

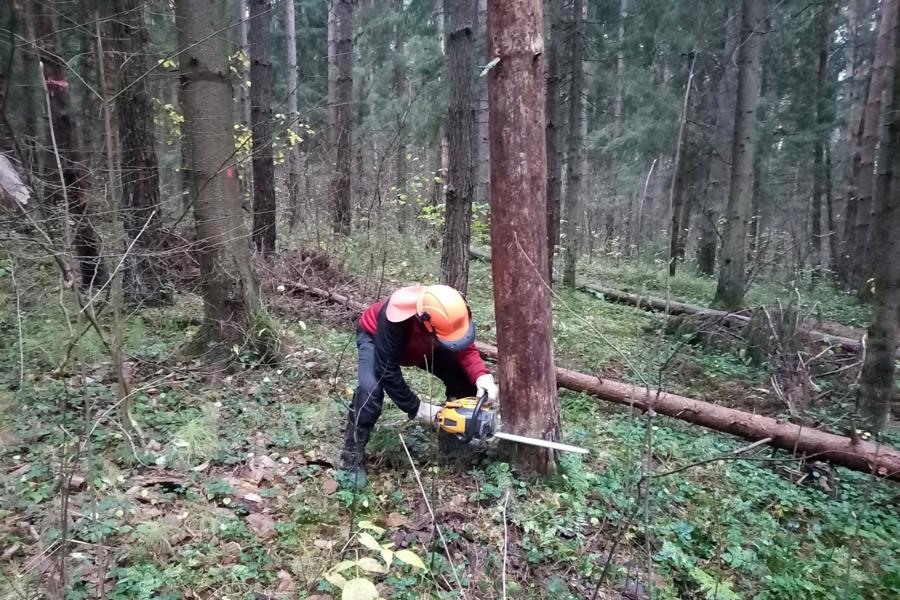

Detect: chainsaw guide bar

[436,395,589,454]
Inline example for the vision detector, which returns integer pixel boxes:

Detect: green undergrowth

[2,247,898,599]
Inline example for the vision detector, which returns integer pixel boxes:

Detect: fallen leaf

[322,479,339,495]
[385,512,407,528]
[246,513,276,540]
[276,569,296,593]
[244,454,278,484]
[221,541,243,564]
[243,493,263,504]
[191,461,210,472]
[314,538,337,550]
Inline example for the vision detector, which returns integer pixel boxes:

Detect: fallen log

[287,282,900,480]
[580,284,865,352]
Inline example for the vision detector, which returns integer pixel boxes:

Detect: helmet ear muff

[419,311,435,334]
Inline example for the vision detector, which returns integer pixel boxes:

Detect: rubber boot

[338,423,371,490]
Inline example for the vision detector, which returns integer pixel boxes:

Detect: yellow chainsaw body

[437,396,498,440]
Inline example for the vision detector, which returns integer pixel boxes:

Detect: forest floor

[1,232,898,600]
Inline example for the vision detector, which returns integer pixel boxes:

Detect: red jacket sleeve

[456,343,490,384]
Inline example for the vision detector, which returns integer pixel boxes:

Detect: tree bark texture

[562,0,586,288]
[249,0,276,255]
[714,0,762,310]
[612,0,628,139]
[852,0,898,293]
[176,0,271,355]
[487,0,560,473]
[544,0,563,283]
[810,2,831,281]
[238,0,252,132]
[394,0,409,234]
[441,0,476,294]
[284,0,302,230]
[330,0,353,235]
[33,6,106,289]
[840,0,867,284]
[859,12,900,432]
[112,0,170,306]
[287,282,900,481]
[667,54,697,277]
[475,0,490,205]
[825,145,838,272]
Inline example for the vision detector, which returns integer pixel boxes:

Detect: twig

[734,437,774,455]
[7,252,25,387]
[398,433,466,598]
[39,60,74,273]
[78,209,156,314]
[502,490,510,600]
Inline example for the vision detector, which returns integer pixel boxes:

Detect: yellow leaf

[357,532,382,552]
[380,548,393,569]
[356,557,386,573]
[395,549,427,570]
[342,578,379,600]
[330,560,357,573]
[325,572,347,589]
[358,520,385,535]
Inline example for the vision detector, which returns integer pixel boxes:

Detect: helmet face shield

[416,285,475,351]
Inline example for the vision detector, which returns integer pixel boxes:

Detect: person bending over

[340,285,499,487]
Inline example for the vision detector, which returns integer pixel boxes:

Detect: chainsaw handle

[462,391,489,443]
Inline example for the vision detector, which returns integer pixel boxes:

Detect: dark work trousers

[348,327,477,433]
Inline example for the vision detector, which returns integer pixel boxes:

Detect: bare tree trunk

[839,0,867,284]
[713,0,761,309]
[612,0,628,139]
[249,0,276,255]
[330,0,353,235]
[487,0,560,474]
[562,0,586,288]
[698,7,740,276]
[284,0,302,230]
[112,0,170,305]
[238,0,252,131]
[327,1,338,151]
[860,16,900,433]
[176,0,276,358]
[825,145,838,272]
[544,0,563,283]
[475,0,490,204]
[810,2,831,282]
[852,0,898,293]
[394,0,409,234]
[667,53,696,277]
[34,8,106,289]
[441,0,476,293]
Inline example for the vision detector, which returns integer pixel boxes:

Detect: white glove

[414,399,442,424]
[476,374,499,403]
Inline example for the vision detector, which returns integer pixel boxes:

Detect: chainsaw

[436,394,588,454]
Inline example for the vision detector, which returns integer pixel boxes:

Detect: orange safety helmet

[416,285,475,351]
